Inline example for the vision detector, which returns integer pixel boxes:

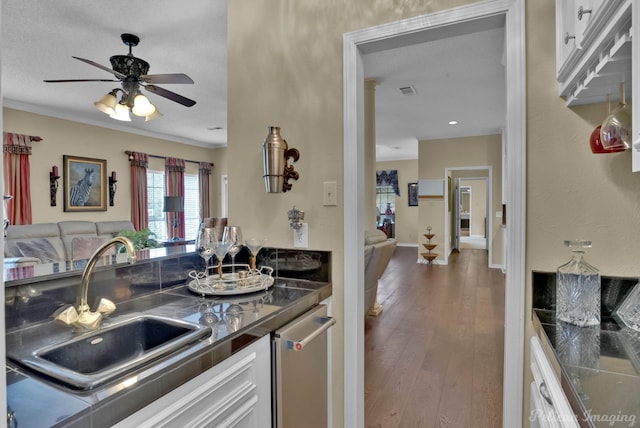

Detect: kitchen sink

[13,315,212,390]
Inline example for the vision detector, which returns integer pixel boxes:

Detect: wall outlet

[293,223,308,248]
[323,181,337,206]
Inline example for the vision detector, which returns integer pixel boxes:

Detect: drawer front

[530,336,579,428]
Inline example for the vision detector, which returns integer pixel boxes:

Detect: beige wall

[375,159,419,246]
[419,134,502,266]
[228,1,474,425]
[525,1,640,423]
[3,108,225,225]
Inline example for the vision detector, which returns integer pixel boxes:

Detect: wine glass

[246,237,266,271]
[213,238,230,281]
[195,223,217,279]
[223,226,243,274]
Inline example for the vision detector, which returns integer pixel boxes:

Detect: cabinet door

[574,0,604,45]
[530,336,579,428]
[113,334,271,428]
[556,0,578,75]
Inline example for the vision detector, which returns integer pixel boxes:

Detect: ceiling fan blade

[144,84,196,107]
[141,73,194,84]
[43,79,119,83]
[72,56,127,79]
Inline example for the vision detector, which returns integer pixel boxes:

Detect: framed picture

[408,182,418,206]
[63,155,107,212]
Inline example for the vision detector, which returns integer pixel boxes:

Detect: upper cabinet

[556,0,631,106]
[556,1,640,171]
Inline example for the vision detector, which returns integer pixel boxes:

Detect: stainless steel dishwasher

[272,304,335,428]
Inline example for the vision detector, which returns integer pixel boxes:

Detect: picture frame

[63,155,107,212]
[408,182,418,206]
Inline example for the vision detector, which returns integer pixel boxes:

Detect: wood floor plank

[365,247,504,428]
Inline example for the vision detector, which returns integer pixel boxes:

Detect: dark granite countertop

[533,309,640,427]
[6,278,332,427]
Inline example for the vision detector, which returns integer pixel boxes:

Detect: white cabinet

[529,336,579,428]
[555,0,577,76]
[114,334,271,428]
[555,0,631,106]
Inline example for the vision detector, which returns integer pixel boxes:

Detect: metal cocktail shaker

[262,126,299,193]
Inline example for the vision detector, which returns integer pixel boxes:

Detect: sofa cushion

[58,221,99,261]
[16,239,60,263]
[96,221,135,237]
[5,223,65,260]
[71,236,113,260]
[364,229,388,245]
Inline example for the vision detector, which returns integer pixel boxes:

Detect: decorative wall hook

[108,171,117,206]
[50,165,60,206]
[287,206,305,230]
[262,126,300,193]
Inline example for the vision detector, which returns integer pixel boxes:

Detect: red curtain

[165,157,185,239]
[198,162,212,221]
[129,152,149,231]
[3,132,34,225]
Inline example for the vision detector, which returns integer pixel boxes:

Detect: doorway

[445,167,492,266]
[459,179,488,249]
[343,2,526,427]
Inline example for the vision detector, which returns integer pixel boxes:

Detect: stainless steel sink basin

[14,315,211,390]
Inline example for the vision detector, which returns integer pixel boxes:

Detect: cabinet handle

[286,316,336,351]
[564,32,576,45]
[539,381,553,406]
[7,406,17,428]
[577,6,592,21]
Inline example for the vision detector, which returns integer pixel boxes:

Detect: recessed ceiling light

[448,120,458,125]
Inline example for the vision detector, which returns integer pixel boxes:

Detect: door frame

[342,1,526,427]
[445,167,492,266]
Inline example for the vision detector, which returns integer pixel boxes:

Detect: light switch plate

[323,181,337,206]
[293,223,308,248]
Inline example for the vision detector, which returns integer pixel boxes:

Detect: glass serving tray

[187,264,274,296]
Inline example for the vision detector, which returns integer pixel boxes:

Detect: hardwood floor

[364,246,505,428]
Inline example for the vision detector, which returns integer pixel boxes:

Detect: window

[147,170,168,241]
[376,185,396,226]
[146,170,200,242]
[183,174,200,240]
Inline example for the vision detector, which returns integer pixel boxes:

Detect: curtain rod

[125,150,213,167]
[5,132,42,142]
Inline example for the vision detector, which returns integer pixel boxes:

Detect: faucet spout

[78,236,136,314]
[53,236,136,332]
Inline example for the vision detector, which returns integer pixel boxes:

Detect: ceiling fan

[44,33,196,121]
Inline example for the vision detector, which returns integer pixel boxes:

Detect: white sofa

[364,229,396,316]
[4,220,134,267]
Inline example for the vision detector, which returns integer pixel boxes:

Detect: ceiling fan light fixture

[145,108,163,122]
[110,103,132,122]
[94,90,118,116]
[131,93,156,116]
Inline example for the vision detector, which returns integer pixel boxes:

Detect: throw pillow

[16,239,60,263]
[71,236,112,260]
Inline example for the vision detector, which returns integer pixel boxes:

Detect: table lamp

[163,196,184,240]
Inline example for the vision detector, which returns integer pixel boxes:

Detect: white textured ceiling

[2,2,505,161]
[365,17,506,161]
[2,0,227,148]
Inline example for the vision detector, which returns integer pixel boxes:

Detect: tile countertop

[6,278,332,428]
[532,309,640,427]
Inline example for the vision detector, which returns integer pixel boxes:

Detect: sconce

[108,171,118,207]
[287,206,305,230]
[49,165,60,206]
[262,126,300,193]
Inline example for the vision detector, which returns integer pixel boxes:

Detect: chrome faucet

[53,236,136,332]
